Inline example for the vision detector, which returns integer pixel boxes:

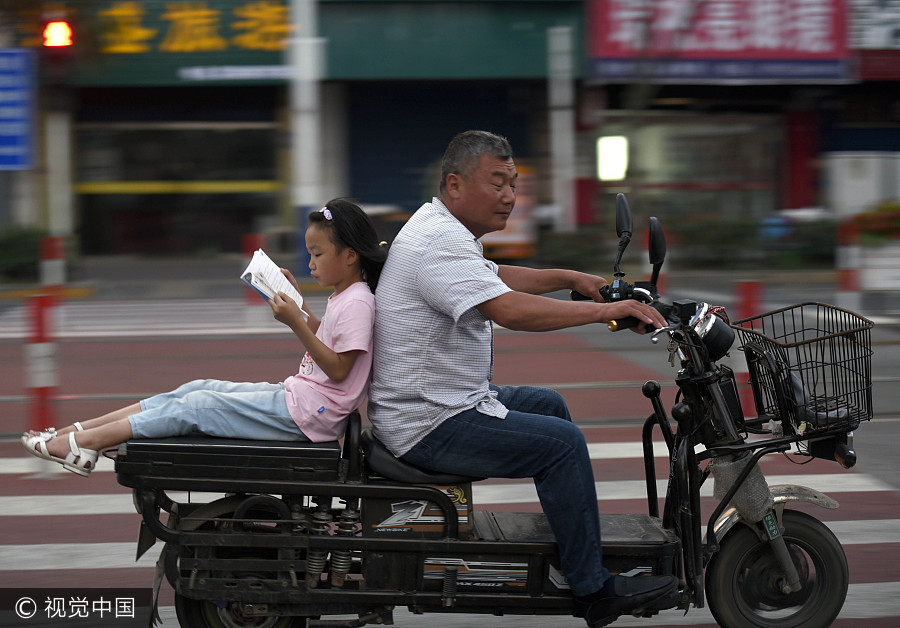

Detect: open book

[240,249,308,320]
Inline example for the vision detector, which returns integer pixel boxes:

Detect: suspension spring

[306,503,332,588]
[330,506,360,587]
[442,565,459,607]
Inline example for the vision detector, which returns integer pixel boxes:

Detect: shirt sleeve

[417,232,511,322]
[326,295,375,354]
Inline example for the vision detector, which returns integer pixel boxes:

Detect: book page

[240,249,308,320]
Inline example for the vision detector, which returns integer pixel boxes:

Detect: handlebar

[570,289,592,302]
[569,282,656,332]
[607,316,642,332]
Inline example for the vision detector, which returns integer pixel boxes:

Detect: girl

[23,199,387,476]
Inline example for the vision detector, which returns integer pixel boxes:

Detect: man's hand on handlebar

[569,273,610,302]
[599,301,668,334]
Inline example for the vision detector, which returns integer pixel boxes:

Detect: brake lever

[650,324,677,344]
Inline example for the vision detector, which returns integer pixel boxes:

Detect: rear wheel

[706,509,848,627]
[175,593,303,628]
[172,497,312,628]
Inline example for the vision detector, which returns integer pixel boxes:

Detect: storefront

[9,0,582,256]
[10,0,893,261]
[577,0,854,239]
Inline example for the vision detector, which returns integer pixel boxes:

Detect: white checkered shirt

[367,198,512,456]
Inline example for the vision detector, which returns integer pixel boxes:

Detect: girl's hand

[279,267,317,327]
[280,268,301,291]
[269,292,306,328]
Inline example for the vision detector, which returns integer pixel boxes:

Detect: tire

[705,509,848,628]
[175,593,304,628]
[173,498,312,628]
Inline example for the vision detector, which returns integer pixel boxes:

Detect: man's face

[445,154,517,239]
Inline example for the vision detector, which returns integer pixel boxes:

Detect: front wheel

[705,509,848,628]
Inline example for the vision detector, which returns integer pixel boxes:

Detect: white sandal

[23,431,98,477]
[21,421,84,445]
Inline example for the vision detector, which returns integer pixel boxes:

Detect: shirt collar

[431,197,477,242]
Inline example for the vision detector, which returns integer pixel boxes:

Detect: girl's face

[305,223,359,292]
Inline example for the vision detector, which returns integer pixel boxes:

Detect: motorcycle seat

[361,429,485,485]
[115,435,343,486]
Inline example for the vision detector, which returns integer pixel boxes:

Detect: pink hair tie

[319,207,333,220]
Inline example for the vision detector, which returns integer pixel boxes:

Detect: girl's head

[307,199,387,293]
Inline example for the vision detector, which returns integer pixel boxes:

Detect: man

[368,130,677,627]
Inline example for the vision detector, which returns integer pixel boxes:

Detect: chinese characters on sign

[98,0,291,54]
[0,49,34,171]
[98,2,158,53]
[590,0,852,81]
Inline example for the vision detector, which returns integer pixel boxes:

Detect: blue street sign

[0,49,35,170]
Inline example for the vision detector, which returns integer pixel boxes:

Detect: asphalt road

[1,264,898,628]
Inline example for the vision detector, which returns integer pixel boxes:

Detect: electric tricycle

[114,194,873,627]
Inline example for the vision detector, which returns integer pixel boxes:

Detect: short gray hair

[439,130,513,194]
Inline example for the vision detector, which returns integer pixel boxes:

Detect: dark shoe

[578,575,679,627]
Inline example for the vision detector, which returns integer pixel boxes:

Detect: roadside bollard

[26,294,61,476]
[40,236,65,299]
[41,236,66,330]
[735,280,762,323]
[836,221,861,313]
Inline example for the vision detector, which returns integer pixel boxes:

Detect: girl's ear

[344,247,359,266]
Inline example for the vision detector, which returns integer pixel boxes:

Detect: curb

[0,281,331,302]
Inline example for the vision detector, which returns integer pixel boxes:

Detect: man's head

[439,130,517,239]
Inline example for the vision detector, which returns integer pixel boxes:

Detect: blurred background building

[0,0,898,274]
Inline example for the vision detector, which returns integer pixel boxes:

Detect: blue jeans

[401,385,609,597]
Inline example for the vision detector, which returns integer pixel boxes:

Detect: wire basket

[731,302,874,433]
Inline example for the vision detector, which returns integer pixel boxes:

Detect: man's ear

[445,172,463,198]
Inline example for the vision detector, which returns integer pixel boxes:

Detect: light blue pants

[128,379,309,441]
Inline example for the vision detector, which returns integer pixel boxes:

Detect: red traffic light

[43,20,74,47]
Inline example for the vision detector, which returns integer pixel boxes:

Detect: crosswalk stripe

[609,581,900,625]
[144,578,900,626]
[1,441,671,475]
[0,299,332,339]
[0,436,859,473]
[830,519,900,544]
[0,492,221,516]
[0,473,892,516]
[473,473,893,505]
[2,456,118,475]
[0,542,159,571]
[1,521,897,572]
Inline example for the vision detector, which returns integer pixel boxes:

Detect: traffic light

[39,15,75,88]
[42,20,74,48]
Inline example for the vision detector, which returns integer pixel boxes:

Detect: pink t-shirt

[283,281,375,441]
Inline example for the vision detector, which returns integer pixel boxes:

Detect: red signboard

[589,0,853,82]
[859,50,900,80]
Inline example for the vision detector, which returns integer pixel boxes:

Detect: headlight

[690,303,734,361]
